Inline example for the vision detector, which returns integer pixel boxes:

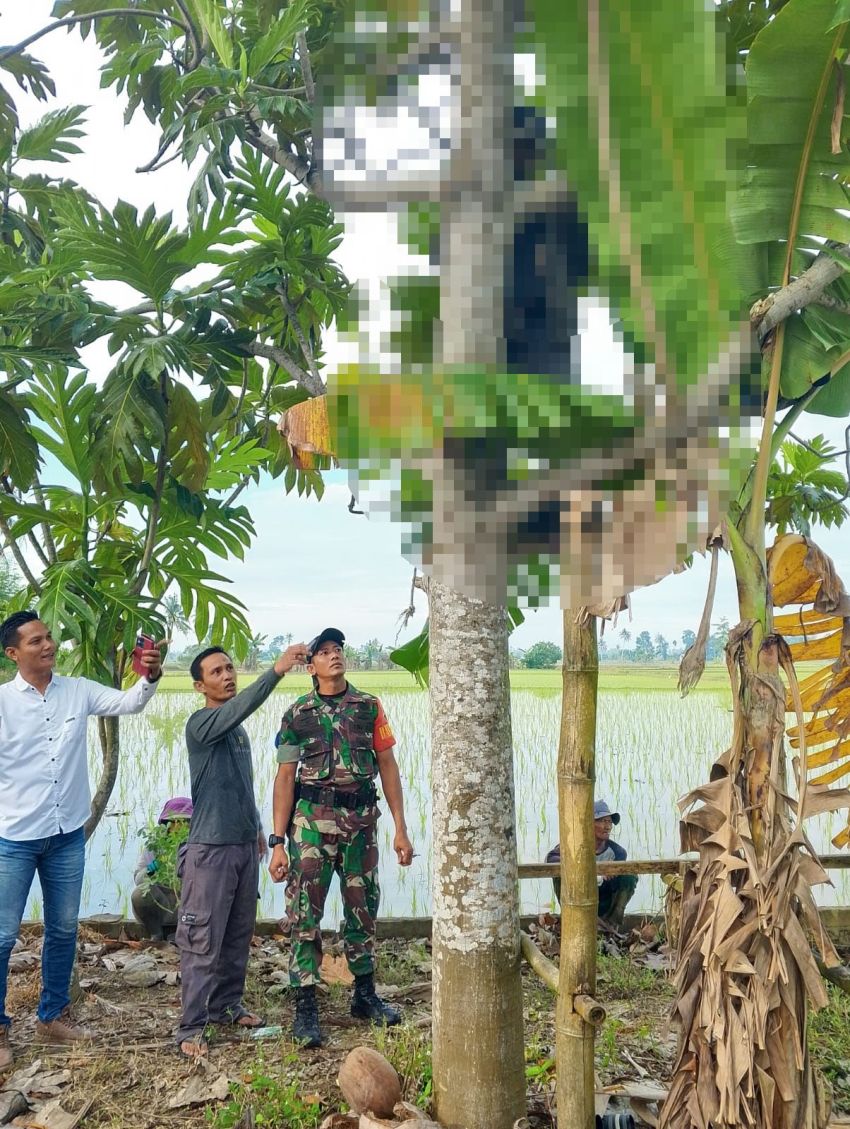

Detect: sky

[3,4,850,653]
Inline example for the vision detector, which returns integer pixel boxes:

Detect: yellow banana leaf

[767,534,850,847]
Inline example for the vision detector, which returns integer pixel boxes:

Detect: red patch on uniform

[372,700,396,752]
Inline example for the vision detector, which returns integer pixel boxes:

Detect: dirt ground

[1,921,848,1129]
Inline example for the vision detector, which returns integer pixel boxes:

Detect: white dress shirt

[0,671,159,841]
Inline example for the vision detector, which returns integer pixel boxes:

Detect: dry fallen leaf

[5,1063,72,1098]
[11,1097,92,1129]
[167,1072,231,1109]
[320,954,354,987]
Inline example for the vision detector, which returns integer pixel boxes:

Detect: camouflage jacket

[275,683,393,788]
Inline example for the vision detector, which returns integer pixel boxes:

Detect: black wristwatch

[268,834,287,848]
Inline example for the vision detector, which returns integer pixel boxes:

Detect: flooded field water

[23,686,850,924]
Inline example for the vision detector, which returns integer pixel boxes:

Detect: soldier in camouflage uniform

[268,627,414,1048]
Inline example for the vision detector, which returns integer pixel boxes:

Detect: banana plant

[662,4,850,1127]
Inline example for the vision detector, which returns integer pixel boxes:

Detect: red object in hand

[132,634,155,677]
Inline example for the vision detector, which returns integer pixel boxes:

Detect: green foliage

[531,0,756,384]
[391,607,525,686]
[731,0,850,414]
[138,818,190,897]
[524,1044,555,1085]
[522,640,562,670]
[597,951,673,999]
[809,984,850,1112]
[47,0,334,209]
[59,200,191,304]
[388,277,439,366]
[0,8,348,830]
[766,434,849,534]
[0,557,20,681]
[0,51,55,153]
[0,79,348,675]
[398,202,440,262]
[206,1048,321,1129]
[0,384,38,487]
[390,623,430,688]
[632,631,654,662]
[15,105,87,163]
[373,1023,433,1110]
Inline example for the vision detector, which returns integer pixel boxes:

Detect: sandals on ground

[178,1035,209,1059]
[211,1007,265,1029]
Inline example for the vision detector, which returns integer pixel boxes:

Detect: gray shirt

[185,666,281,845]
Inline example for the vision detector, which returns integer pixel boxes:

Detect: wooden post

[556,611,599,1129]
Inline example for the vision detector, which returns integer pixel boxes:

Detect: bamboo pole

[518,853,850,879]
[574,994,606,1026]
[556,611,599,1129]
[519,856,700,878]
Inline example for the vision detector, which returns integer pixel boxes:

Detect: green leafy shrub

[205,1049,321,1129]
[138,818,190,895]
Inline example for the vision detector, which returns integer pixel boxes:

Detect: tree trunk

[85,714,119,840]
[430,580,525,1129]
[556,612,599,1129]
[428,1,525,1125]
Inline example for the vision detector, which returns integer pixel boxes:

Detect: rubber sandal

[178,1036,209,1059]
[211,1007,265,1028]
[234,1012,265,1028]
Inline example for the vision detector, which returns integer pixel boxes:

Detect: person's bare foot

[179,1036,209,1059]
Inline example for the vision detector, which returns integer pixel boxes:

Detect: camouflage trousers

[285,798,380,987]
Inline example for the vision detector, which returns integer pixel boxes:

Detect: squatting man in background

[175,640,307,1059]
[131,796,194,942]
[269,627,414,1048]
[546,800,638,929]
[0,611,163,1070]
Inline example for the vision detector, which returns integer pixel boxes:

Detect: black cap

[306,627,345,660]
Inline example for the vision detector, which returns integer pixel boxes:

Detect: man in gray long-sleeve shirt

[175,641,306,1058]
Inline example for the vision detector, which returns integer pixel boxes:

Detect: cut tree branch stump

[519,931,559,993]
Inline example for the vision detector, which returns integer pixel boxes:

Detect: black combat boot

[350,973,401,1026]
[292,986,323,1048]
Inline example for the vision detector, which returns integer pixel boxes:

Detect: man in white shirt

[0,611,163,1069]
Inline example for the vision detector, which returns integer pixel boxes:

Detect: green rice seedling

[50,681,850,923]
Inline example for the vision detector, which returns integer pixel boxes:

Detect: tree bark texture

[85,715,119,841]
[428,1,524,1124]
[557,612,599,1129]
[430,581,525,1129]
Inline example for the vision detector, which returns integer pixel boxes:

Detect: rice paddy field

[23,665,850,923]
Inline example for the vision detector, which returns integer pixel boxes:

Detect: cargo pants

[174,841,258,1043]
[285,799,380,987]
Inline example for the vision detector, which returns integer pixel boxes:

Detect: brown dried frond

[574,594,631,630]
[660,633,836,1129]
[677,537,723,697]
[278,394,336,470]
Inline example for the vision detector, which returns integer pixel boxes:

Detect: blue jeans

[0,827,85,1025]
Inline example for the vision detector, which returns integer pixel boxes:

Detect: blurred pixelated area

[303,2,762,606]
